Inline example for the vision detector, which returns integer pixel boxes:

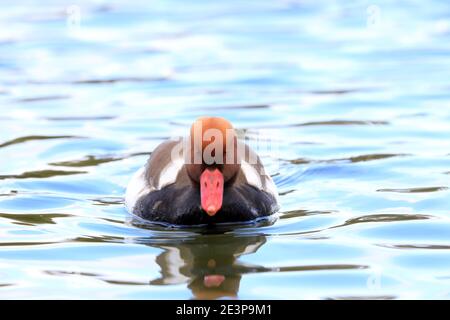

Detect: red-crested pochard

[125,117,279,225]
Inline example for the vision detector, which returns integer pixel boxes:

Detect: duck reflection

[141,233,269,299]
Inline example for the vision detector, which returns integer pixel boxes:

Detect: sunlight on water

[0,0,450,299]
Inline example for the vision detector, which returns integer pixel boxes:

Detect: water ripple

[377,187,449,193]
[1,0,450,299]
[0,135,81,149]
[0,170,87,180]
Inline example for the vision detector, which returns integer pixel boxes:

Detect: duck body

[125,117,279,226]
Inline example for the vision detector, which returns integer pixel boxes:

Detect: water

[1,0,450,299]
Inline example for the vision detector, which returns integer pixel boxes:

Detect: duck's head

[185,117,240,216]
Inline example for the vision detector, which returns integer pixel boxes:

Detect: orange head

[186,117,240,216]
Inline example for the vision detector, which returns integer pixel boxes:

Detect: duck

[125,117,279,226]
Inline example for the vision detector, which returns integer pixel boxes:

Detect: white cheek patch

[241,160,279,200]
[157,157,184,189]
[265,175,279,201]
[125,167,151,213]
[241,160,263,189]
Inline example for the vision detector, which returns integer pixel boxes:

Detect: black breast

[133,183,278,226]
